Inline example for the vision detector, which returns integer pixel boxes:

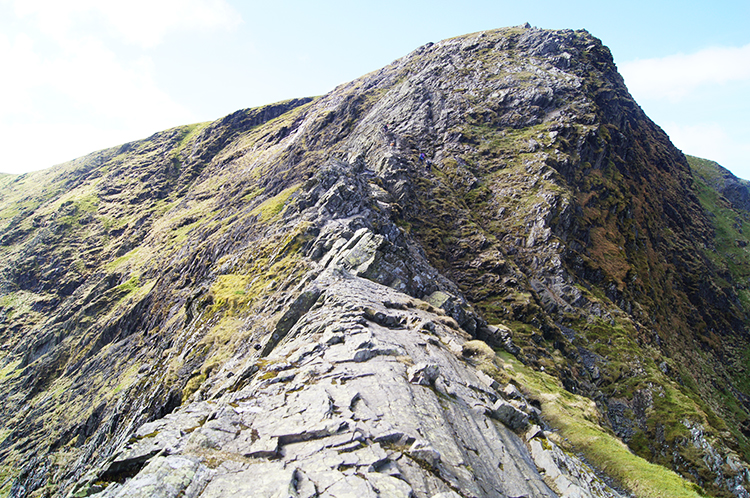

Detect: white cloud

[620,44,750,101]
[0,33,43,118]
[4,0,241,122]
[619,45,750,180]
[13,0,242,48]
[0,29,194,144]
[0,121,145,174]
[0,0,242,173]
[661,122,750,179]
[102,0,242,48]
[45,37,193,126]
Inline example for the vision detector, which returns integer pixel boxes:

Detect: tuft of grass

[688,155,750,287]
[198,316,249,376]
[114,275,140,294]
[105,248,142,271]
[209,274,253,310]
[0,359,22,383]
[182,373,207,403]
[242,186,264,203]
[173,122,210,154]
[111,362,143,395]
[249,184,301,223]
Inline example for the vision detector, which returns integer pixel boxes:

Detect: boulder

[407,362,440,386]
[490,399,529,430]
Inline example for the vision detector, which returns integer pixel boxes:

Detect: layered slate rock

[74,270,622,498]
[1,24,749,498]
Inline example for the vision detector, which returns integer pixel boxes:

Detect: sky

[0,0,748,178]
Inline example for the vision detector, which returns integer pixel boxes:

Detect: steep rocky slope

[0,25,749,498]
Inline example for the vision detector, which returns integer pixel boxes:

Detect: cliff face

[0,25,749,498]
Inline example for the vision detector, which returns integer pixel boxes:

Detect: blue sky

[0,0,748,178]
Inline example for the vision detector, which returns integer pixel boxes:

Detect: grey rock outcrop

[490,399,529,430]
[2,23,748,498]
[526,426,624,498]
[73,270,570,497]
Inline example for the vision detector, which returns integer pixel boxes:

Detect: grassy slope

[687,154,750,456]
[487,350,704,498]
[0,101,318,496]
[0,27,748,497]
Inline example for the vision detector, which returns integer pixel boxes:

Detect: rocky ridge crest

[0,25,749,498]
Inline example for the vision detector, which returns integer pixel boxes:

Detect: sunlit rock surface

[1,25,749,498]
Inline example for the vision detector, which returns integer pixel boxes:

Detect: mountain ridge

[0,25,749,498]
